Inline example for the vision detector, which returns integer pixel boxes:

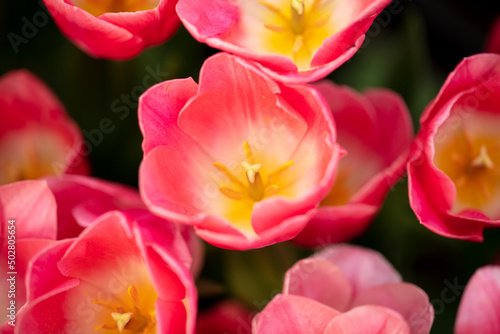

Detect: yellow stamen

[268,160,294,181]
[128,285,140,309]
[111,312,133,333]
[312,12,331,27]
[264,24,285,32]
[213,162,247,189]
[258,1,287,19]
[472,145,495,169]
[241,161,262,184]
[264,185,280,197]
[220,186,248,200]
[243,141,255,164]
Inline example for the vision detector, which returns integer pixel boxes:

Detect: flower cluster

[2,0,500,333]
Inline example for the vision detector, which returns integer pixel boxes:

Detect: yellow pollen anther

[220,186,248,200]
[128,285,140,308]
[264,185,280,197]
[242,161,262,184]
[111,312,133,333]
[472,145,495,169]
[243,141,255,164]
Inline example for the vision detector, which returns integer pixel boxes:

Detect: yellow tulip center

[0,129,68,186]
[214,141,294,202]
[433,111,500,217]
[254,0,335,70]
[93,285,157,334]
[71,0,160,17]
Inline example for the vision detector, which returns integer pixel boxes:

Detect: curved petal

[455,266,500,334]
[315,245,401,299]
[283,257,352,312]
[252,294,340,334]
[293,203,378,247]
[325,305,411,334]
[42,0,179,59]
[0,180,57,240]
[351,283,434,334]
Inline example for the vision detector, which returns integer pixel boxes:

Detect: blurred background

[2,0,500,332]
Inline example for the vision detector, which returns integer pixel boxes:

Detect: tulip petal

[316,245,401,299]
[455,266,500,334]
[351,283,434,334]
[324,305,411,334]
[283,257,352,312]
[252,294,341,334]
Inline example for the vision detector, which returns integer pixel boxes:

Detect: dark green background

[2,0,500,333]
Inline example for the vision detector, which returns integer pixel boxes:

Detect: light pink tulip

[16,211,197,333]
[253,294,412,334]
[139,52,342,249]
[455,265,500,334]
[281,245,434,334]
[408,53,500,241]
[42,0,180,59]
[177,0,392,83]
[294,82,413,246]
[0,70,88,186]
[0,181,58,332]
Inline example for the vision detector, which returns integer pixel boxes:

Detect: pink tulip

[0,70,88,186]
[294,82,413,246]
[253,294,412,334]
[176,0,392,83]
[455,265,500,334]
[42,0,180,59]
[280,245,434,334]
[407,53,500,241]
[43,174,204,276]
[197,300,253,334]
[486,15,500,54]
[16,211,197,333]
[139,52,342,250]
[0,181,58,332]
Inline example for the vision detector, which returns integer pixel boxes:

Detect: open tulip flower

[0,70,88,186]
[455,265,500,334]
[42,0,180,59]
[408,53,500,241]
[139,52,341,250]
[293,81,413,246]
[254,244,433,334]
[16,211,197,334]
[176,0,392,83]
